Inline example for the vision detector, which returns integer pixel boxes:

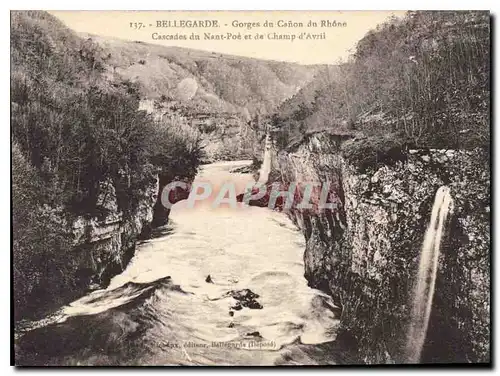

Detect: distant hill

[83,34,318,117]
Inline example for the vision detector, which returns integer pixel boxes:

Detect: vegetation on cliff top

[11,11,202,320]
[269,11,490,168]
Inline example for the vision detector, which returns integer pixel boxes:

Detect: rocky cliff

[139,99,258,162]
[273,132,490,363]
[71,176,158,291]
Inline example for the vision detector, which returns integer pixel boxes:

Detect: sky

[50,10,407,65]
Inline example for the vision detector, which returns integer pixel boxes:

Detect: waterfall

[258,131,272,184]
[404,186,454,363]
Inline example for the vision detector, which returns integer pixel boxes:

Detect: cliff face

[275,133,490,363]
[139,99,258,162]
[71,177,158,290]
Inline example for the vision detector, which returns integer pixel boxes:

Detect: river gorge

[14,139,491,365]
[11,10,491,367]
[15,160,352,366]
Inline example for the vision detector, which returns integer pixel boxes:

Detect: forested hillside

[269,11,490,167]
[11,11,203,319]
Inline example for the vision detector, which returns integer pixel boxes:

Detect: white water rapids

[16,160,343,366]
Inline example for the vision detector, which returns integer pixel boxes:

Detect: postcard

[11,10,491,366]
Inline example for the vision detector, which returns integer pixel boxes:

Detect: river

[15,160,348,366]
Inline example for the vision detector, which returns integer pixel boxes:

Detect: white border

[2,1,498,374]
[2,0,500,10]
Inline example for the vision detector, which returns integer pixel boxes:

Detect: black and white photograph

[10,9,491,366]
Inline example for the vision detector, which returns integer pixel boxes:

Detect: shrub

[12,143,78,320]
[341,133,406,172]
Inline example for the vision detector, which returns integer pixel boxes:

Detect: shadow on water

[138,224,176,245]
[279,338,363,366]
[15,277,186,366]
[15,273,356,366]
